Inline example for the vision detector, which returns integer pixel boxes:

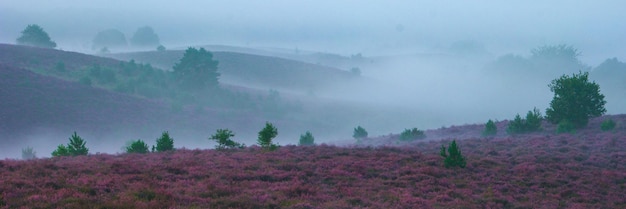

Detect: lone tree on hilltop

[126,139,149,154]
[298,131,315,146]
[16,24,56,48]
[173,47,220,91]
[546,71,606,129]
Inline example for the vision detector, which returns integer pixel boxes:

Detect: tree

[16,24,56,48]
[67,132,89,156]
[126,140,149,153]
[257,122,279,151]
[399,128,426,141]
[298,131,315,146]
[546,72,606,128]
[92,29,127,50]
[52,132,88,157]
[506,108,543,135]
[155,131,174,152]
[210,129,244,150]
[353,126,368,139]
[172,47,220,91]
[440,140,466,168]
[21,146,36,160]
[482,119,497,136]
[130,26,160,47]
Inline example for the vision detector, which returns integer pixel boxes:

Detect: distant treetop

[92,29,127,50]
[16,24,57,48]
[130,26,160,48]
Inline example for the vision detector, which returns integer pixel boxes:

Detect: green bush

[21,146,36,160]
[210,129,244,150]
[601,119,616,131]
[546,71,606,128]
[258,122,279,151]
[399,128,426,141]
[16,24,56,48]
[440,140,466,168]
[506,108,543,134]
[126,139,149,154]
[556,120,575,134]
[353,126,368,139]
[482,119,497,136]
[53,132,89,157]
[155,131,174,152]
[172,47,220,90]
[298,131,315,146]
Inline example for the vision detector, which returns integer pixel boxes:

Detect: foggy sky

[1,0,625,65]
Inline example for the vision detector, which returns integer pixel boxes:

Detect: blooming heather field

[1,121,625,208]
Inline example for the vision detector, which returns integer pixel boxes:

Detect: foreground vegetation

[2,129,625,208]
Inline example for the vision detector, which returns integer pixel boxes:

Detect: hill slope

[107,50,357,91]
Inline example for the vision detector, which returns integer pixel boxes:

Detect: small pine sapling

[482,119,497,136]
[21,146,36,160]
[155,131,175,152]
[298,131,315,146]
[258,122,279,151]
[601,119,616,131]
[353,126,368,139]
[126,139,150,154]
[210,129,244,150]
[52,144,69,157]
[440,140,466,168]
[67,132,89,156]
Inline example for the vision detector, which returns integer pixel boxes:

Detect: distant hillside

[107,50,358,91]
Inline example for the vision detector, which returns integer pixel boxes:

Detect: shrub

[506,108,543,135]
[155,131,175,152]
[556,120,575,134]
[298,131,315,146]
[482,119,497,136]
[52,132,88,157]
[157,45,166,51]
[126,140,149,154]
[210,129,244,150]
[16,24,56,48]
[258,122,279,151]
[353,126,368,139]
[440,140,466,168]
[21,146,36,160]
[546,71,606,129]
[601,119,616,131]
[52,144,69,157]
[399,128,426,141]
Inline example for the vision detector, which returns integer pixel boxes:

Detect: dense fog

[1,1,625,158]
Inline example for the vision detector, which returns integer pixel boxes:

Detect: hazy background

[1,0,625,64]
[1,0,625,157]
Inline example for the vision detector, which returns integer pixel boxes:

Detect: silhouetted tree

[130,26,160,47]
[482,119,497,136]
[546,72,606,128]
[53,132,88,157]
[353,126,368,139]
[298,131,315,146]
[16,24,56,48]
[92,29,127,50]
[172,47,220,91]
